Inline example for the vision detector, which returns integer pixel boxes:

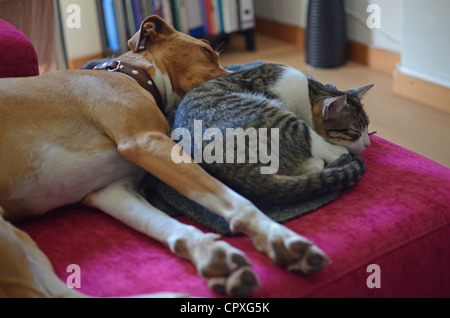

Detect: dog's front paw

[190,237,259,297]
[254,225,330,274]
[206,266,259,297]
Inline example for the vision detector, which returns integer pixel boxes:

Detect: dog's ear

[128,15,176,53]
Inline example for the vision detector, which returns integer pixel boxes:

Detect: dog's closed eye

[203,47,218,62]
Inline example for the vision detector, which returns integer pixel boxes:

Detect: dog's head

[128,16,228,98]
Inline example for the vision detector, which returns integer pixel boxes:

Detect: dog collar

[93,60,164,112]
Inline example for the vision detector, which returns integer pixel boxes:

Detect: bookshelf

[96,0,255,57]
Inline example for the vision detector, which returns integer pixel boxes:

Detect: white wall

[345,0,403,53]
[398,0,450,88]
[254,0,403,53]
[255,0,308,28]
[58,0,102,60]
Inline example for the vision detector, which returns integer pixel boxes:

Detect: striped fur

[173,63,371,203]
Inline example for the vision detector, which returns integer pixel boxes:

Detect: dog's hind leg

[0,213,87,298]
[82,176,260,297]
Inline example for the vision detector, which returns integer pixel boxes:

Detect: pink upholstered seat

[0,19,39,78]
[19,136,450,297]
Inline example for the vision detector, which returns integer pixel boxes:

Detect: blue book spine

[217,0,224,34]
[132,0,142,29]
[200,0,210,36]
[102,0,120,52]
[190,26,205,38]
[187,0,205,38]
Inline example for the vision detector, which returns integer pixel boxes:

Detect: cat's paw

[326,153,366,176]
[326,153,353,168]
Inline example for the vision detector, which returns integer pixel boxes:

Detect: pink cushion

[0,19,39,78]
[19,136,450,297]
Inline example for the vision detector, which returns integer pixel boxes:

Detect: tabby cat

[171,63,373,203]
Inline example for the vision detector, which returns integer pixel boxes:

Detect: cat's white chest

[270,66,313,126]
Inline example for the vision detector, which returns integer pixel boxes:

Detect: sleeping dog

[0,16,328,297]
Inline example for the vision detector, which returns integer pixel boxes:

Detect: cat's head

[311,82,374,154]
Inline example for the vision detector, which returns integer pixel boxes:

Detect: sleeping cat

[171,63,373,203]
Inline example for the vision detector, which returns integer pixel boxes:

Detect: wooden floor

[218,34,450,168]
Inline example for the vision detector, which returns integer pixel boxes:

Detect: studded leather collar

[94,60,164,112]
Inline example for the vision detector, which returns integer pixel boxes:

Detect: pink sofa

[3,19,450,298]
[18,136,450,298]
[0,19,39,78]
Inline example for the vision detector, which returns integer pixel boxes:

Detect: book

[202,0,214,35]
[140,0,153,18]
[132,0,142,30]
[124,0,138,37]
[211,0,223,35]
[152,0,163,16]
[161,0,173,26]
[179,0,189,33]
[216,0,225,34]
[97,0,254,54]
[113,0,129,52]
[238,0,255,30]
[171,0,189,33]
[102,0,120,52]
[186,0,205,38]
[221,0,239,34]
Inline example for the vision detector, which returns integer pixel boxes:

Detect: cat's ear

[322,95,348,120]
[345,84,374,100]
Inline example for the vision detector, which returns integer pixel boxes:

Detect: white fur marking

[310,129,349,164]
[334,128,371,154]
[187,186,253,221]
[10,143,140,213]
[270,66,313,126]
[152,66,181,113]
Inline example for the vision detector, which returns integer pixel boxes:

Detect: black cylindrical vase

[306,0,348,68]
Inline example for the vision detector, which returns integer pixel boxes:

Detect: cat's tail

[241,153,366,203]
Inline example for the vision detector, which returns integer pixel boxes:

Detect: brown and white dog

[0,16,329,298]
